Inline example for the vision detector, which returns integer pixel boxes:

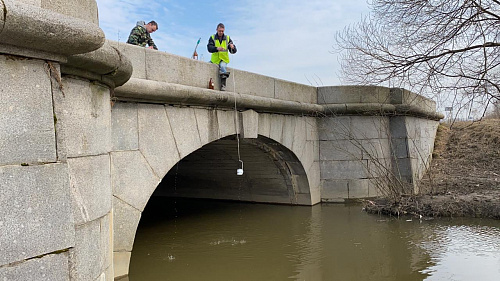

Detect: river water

[129,198,500,281]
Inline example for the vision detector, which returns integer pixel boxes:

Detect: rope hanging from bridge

[232,65,244,176]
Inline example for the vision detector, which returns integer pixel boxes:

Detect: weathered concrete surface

[108,42,146,79]
[111,102,139,151]
[242,109,259,139]
[113,251,131,279]
[0,56,56,166]
[217,109,237,139]
[0,0,104,55]
[17,0,41,7]
[166,106,202,159]
[0,252,69,281]
[113,197,141,252]
[111,150,160,211]
[0,163,74,266]
[68,155,112,225]
[69,219,101,281]
[68,213,112,281]
[275,78,317,104]
[137,104,180,178]
[193,108,219,146]
[41,0,99,25]
[53,77,111,159]
[318,86,391,104]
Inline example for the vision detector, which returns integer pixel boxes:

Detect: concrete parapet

[318,86,391,104]
[112,41,318,103]
[0,0,104,57]
[276,78,317,103]
[229,68,275,98]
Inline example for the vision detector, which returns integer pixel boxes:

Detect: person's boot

[220,72,229,91]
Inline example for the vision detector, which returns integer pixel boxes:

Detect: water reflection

[129,198,500,281]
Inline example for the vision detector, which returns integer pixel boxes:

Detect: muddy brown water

[128,198,500,281]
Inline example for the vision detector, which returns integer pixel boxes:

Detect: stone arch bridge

[0,1,442,280]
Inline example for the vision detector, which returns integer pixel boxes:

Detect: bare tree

[335,0,500,114]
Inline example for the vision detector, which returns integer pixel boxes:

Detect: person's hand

[148,46,155,49]
[217,47,225,51]
[229,43,234,50]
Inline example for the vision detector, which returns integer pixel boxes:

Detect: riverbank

[365,119,500,219]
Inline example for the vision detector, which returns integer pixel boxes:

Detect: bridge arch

[110,102,320,277]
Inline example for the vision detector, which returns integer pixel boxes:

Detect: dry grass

[365,119,500,219]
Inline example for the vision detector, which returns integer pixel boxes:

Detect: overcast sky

[95,0,370,86]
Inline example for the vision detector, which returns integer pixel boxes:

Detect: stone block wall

[319,116,390,202]
[0,57,113,280]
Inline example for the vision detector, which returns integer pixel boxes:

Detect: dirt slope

[366,119,500,219]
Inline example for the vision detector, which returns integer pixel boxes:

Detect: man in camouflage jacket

[127,20,158,50]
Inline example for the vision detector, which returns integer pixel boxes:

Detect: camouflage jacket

[126,24,158,50]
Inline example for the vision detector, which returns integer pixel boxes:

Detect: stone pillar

[0,0,131,280]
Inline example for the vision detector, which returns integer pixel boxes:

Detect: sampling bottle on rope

[207,23,237,91]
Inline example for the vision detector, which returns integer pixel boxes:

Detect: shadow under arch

[153,134,312,205]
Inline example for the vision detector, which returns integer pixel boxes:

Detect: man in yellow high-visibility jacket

[207,23,237,91]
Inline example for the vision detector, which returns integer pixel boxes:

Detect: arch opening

[152,135,311,205]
